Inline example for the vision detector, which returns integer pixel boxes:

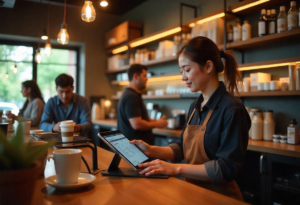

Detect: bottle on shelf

[296,63,300,90]
[172,35,180,56]
[277,6,287,33]
[299,7,300,27]
[251,110,263,140]
[233,19,242,42]
[227,25,233,43]
[289,62,296,91]
[259,9,268,37]
[287,119,299,144]
[135,49,140,64]
[263,110,275,141]
[242,20,251,41]
[129,54,135,65]
[287,1,298,30]
[269,9,277,34]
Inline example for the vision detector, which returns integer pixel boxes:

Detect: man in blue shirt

[40,74,92,137]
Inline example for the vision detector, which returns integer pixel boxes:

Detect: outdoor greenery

[0,45,76,107]
[0,121,55,170]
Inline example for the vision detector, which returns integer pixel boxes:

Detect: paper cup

[60,121,75,143]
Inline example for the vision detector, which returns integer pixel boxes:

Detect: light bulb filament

[86,5,91,18]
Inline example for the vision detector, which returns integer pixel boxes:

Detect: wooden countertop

[31,146,245,205]
[92,119,300,158]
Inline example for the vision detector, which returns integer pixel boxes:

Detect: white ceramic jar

[251,110,263,140]
[263,110,275,141]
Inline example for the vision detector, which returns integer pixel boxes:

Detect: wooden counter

[92,119,300,159]
[31,146,246,205]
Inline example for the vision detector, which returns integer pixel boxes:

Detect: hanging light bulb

[41,29,48,40]
[35,48,42,64]
[44,39,52,56]
[5,72,9,79]
[13,65,17,74]
[100,0,108,7]
[81,0,96,22]
[10,65,14,70]
[57,23,69,45]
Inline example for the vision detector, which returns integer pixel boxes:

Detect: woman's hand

[6,113,17,120]
[138,159,180,176]
[129,140,151,156]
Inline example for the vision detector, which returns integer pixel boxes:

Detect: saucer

[44,173,96,190]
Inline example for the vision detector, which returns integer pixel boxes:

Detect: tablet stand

[101,153,168,179]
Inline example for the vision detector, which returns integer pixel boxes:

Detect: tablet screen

[103,133,149,167]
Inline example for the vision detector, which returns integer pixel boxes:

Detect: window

[0,42,79,112]
[37,48,77,102]
[0,45,33,112]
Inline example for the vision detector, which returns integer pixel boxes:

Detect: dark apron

[183,108,243,201]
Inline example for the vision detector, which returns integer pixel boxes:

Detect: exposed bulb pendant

[41,29,48,40]
[5,72,8,79]
[35,48,42,64]
[81,0,96,22]
[44,39,52,56]
[100,0,108,7]
[13,65,17,74]
[57,23,69,44]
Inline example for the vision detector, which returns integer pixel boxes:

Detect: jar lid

[265,110,273,112]
[254,110,262,115]
[290,119,298,124]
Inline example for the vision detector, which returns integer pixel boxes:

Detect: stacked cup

[59,120,75,143]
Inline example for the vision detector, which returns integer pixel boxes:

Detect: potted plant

[0,121,54,205]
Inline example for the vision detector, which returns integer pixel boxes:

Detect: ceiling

[47,0,148,15]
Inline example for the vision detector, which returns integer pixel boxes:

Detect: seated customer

[6,80,45,127]
[40,74,92,137]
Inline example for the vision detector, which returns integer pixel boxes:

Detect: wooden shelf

[237,91,300,97]
[106,56,177,74]
[111,94,181,100]
[223,28,300,50]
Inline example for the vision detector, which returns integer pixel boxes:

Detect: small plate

[30,130,43,135]
[44,173,96,190]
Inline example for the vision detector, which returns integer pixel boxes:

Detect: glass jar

[263,110,275,141]
[251,110,263,140]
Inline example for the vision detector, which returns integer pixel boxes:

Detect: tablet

[98,130,150,170]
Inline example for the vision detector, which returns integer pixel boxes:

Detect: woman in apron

[131,36,251,201]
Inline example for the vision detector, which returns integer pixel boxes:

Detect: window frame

[0,39,80,93]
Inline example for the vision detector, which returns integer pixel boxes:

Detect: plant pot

[0,161,41,205]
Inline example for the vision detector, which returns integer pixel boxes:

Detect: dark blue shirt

[40,93,92,137]
[169,82,251,185]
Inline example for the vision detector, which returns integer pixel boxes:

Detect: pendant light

[5,67,9,79]
[44,0,52,56]
[81,0,96,22]
[100,0,108,7]
[57,0,69,44]
[41,29,48,40]
[35,48,42,64]
[13,65,17,74]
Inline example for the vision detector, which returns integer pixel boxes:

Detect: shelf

[224,28,300,50]
[237,91,300,97]
[112,94,181,100]
[106,56,177,74]
[273,183,300,195]
[238,56,300,71]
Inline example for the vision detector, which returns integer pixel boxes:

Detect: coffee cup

[45,149,82,184]
[167,118,176,129]
[25,140,48,176]
[21,121,31,134]
[60,120,75,143]
[0,123,9,137]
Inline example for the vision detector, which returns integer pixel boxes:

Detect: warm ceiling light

[239,62,300,71]
[57,23,69,45]
[189,23,195,27]
[232,0,269,13]
[5,72,9,79]
[196,12,225,24]
[13,65,17,74]
[100,0,108,7]
[130,27,182,48]
[41,29,48,40]
[35,49,42,64]
[44,40,52,56]
[116,74,182,85]
[112,45,128,54]
[81,0,96,22]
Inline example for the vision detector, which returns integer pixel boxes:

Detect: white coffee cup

[263,82,270,91]
[21,121,31,134]
[45,149,82,184]
[167,118,176,129]
[60,120,75,143]
[258,83,264,91]
[270,81,281,91]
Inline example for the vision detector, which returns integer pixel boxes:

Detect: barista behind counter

[117,64,168,145]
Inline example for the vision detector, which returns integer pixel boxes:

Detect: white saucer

[44,173,96,190]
